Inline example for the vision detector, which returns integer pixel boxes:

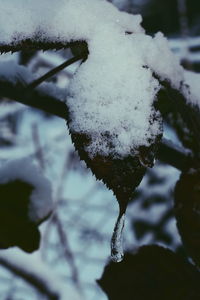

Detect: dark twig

[28,55,83,89]
[32,123,45,170]
[157,138,193,171]
[0,39,80,54]
[52,213,82,292]
[0,79,68,119]
[156,78,200,155]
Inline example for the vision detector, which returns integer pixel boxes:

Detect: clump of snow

[0,0,185,158]
[65,4,184,158]
[0,159,53,223]
[67,29,162,157]
[133,32,184,89]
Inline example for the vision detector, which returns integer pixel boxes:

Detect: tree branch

[28,55,83,89]
[0,63,194,172]
[0,39,80,54]
[0,250,81,300]
[157,138,193,171]
[0,79,68,119]
[156,78,200,156]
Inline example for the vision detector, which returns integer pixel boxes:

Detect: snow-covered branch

[0,249,82,300]
[0,59,194,172]
[0,0,140,53]
[0,60,67,119]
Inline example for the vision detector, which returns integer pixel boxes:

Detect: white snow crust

[0,159,53,223]
[0,0,142,44]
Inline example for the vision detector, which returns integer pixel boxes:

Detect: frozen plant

[0,0,200,266]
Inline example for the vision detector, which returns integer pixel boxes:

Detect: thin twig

[32,123,45,170]
[32,126,82,293]
[157,138,193,171]
[53,213,82,292]
[0,254,59,300]
[0,39,80,54]
[28,55,83,89]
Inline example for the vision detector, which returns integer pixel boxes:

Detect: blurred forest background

[0,0,200,299]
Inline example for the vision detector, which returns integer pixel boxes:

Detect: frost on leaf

[0,159,53,252]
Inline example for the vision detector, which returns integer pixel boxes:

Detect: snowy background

[0,0,200,299]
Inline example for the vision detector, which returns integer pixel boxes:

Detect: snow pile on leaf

[65,5,183,158]
[0,159,52,223]
[67,30,183,158]
[0,0,184,158]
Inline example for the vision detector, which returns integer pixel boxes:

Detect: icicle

[111,211,126,263]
